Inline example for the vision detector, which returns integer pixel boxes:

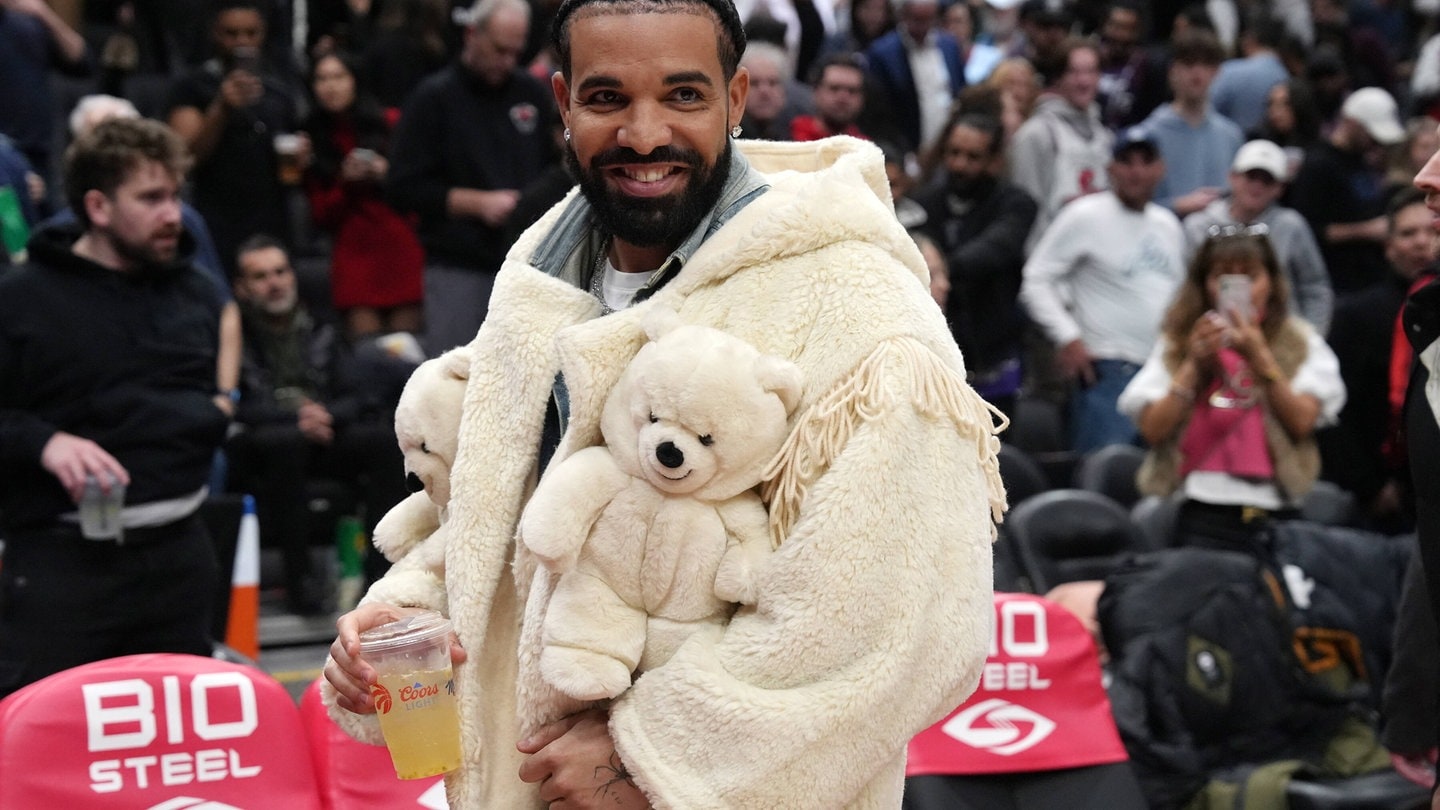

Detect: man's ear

[552,71,572,125]
[728,66,750,129]
[82,189,111,229]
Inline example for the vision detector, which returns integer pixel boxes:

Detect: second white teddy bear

[519,312,803,701]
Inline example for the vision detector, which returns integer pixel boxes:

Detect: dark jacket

[0,225,226,531]
[914,175,1037,375]
[386,63,557,269]
[862,30,964,153]
[235,304,411,431]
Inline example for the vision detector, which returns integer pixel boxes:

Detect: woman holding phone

[1117,227,1346,553]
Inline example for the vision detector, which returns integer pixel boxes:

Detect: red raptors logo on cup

[371,683,393,715]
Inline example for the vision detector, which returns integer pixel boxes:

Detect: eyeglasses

[1206,222,1270,238]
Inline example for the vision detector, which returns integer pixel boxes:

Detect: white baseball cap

[1231,139,1289,182]
[1340,87,1405,145]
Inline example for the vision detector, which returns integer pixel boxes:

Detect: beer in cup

[274,133,304,185]
[358,611,463,779]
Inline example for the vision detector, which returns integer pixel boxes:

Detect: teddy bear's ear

[440,346,472,381]
[755,355,804,415]
[642,306,685,342]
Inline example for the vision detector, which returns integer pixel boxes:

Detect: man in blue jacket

[864,0,964,153]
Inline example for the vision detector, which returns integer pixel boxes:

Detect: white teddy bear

[519,311,803,701]
[370,345,471,573]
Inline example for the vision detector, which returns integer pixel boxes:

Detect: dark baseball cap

[1112,126,1160,160]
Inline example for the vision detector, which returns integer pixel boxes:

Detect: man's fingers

[517,711,587,755]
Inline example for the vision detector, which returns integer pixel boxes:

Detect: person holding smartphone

[165,0,300,278]
[1117,228,1347,553]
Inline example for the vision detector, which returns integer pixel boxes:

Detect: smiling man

[323,0,1003,806]
[0,117,230,698]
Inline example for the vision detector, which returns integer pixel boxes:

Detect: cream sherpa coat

[323,136,1002,809]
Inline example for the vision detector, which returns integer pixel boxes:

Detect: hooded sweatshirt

[0,225,226,531]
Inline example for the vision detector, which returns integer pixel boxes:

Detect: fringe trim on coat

[761,337,1009,547]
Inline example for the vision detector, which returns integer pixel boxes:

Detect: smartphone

[1216,274,1252,323]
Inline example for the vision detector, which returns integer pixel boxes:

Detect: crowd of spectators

[3,0,1440,769]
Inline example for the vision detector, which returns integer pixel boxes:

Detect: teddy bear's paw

[713,570,751,605]
[541,646,633,701]
[714,556,761,604]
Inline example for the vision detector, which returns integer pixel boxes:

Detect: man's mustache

[593,145,702,169]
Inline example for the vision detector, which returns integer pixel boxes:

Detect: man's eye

[674,88,700,103]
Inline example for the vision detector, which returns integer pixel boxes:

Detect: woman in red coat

[304,51,424,340]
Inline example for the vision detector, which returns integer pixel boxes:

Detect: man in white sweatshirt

[1021,126,1186,452]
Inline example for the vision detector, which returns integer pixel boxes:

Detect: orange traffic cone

[225,494,261,660]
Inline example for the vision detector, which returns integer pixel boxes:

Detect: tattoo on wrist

[594,752,636,799]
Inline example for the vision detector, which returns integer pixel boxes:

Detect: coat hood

[27,222,200,283]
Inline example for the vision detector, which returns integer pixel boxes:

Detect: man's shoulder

[864,32,904,64]
[1208,110,1245,140]
[0,256,69,312]
[1261,205,1310,230]
[1143,201,1185,233]
[167,65,221,107]
[507,69,551,99]
[992,180,1038,209]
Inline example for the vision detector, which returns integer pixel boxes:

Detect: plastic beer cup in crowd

[358,611,463,779]
[79,473,125,540]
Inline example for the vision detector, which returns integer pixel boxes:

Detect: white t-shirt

[1020,192,1186,364]
[601,259,652,312]
[1116,324,1347,508]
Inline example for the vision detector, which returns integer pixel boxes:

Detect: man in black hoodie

[0,117,229,698]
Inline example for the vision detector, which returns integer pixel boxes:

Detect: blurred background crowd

[4,0,1440,783]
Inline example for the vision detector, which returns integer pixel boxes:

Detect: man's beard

[567,140,732,248]
[947,172,992,200]
[109,226,181,272]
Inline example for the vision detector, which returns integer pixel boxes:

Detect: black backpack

[1099,547,1356,809]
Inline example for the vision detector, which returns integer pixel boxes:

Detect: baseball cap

[1112,126,1159,160]
[1231,139,1288,182]
[1340,87,1404,145]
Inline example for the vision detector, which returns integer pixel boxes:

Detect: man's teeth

[625,167,670,182]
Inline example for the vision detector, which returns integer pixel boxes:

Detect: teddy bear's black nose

[406,472,424,493]
[656,442,684,469]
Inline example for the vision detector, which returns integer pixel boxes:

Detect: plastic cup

[274,133,303,185]
[79,474,125,540]
[358,611,462,779]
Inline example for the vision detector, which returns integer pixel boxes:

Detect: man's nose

[617,101,672,155]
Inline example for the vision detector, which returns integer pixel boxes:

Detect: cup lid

[358,610,453,654]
